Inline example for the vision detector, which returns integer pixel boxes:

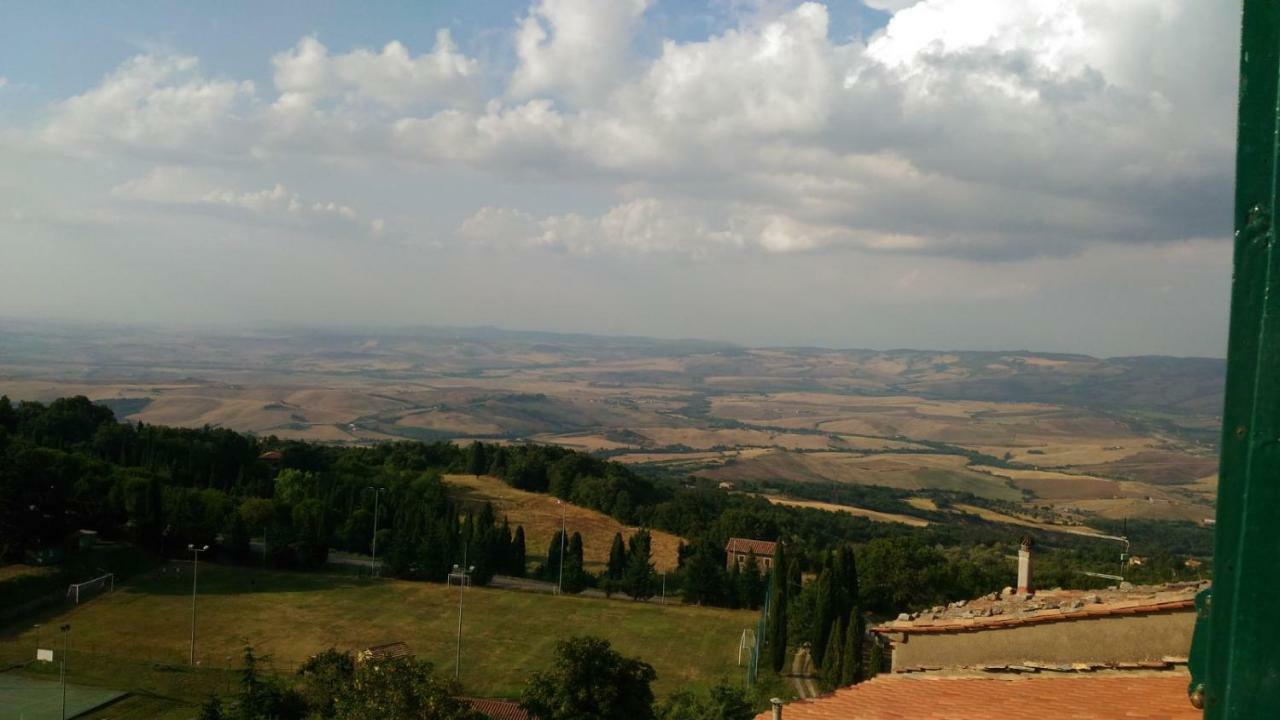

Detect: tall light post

[367,486,386,577]
[33,623,41,658]
[59,623,70,720]
[451,562,474,681]
[556,499,566,595]
[189,544,209,665]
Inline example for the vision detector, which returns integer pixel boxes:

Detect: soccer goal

[66,573,114,605]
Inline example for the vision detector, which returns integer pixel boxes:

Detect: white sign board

[36,648,53,662]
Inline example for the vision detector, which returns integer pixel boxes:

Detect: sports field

[1,564,760,705]
[0,673,127,720]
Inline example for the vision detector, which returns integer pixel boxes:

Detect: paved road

[790,647,819,699]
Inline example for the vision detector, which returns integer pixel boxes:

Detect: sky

[0,0,1242,357]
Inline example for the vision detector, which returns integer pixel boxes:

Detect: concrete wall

[889,611,1193,671]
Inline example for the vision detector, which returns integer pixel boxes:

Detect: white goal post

[738,629,756,666]
[67,573,114,604]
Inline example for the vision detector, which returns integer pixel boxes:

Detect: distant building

[725,538,777,572]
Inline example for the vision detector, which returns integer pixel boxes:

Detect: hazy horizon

[0,1,1242,358]
[0,314,1228,361]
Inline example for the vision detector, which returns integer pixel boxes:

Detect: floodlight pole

[189,544,208,665]
[34,624,40,657]
[557,500,566,595]
[59,623,70,720]
[453,560,474,681]
[367,486,386,577]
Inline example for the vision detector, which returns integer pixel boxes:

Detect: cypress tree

[545,529,564,581]
[812,566,835,667]
[867,638,884,679]
[768,542,788,673]
[511,526,527,576]
[840,611,864,685]
[820,618,844,690]
[624,529,655,600]
[727,559,743,609]
[466,442,488,476]
[564,531,586,592]
[607,532,627,580]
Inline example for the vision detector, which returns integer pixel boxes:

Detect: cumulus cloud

[271,31,478,111]
[509,0,651,103]
[41,54,253,156]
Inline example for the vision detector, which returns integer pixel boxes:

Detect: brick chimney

[771,698,784,720]
[1017,536,1034,595]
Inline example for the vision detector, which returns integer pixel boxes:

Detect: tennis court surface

[0,673,127,719]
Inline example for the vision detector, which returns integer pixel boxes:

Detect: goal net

[67,573,114,604]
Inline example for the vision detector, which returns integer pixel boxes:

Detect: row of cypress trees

[765,543,872,688]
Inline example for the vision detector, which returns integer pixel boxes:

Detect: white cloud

[25,0,1240,262]
[271,31,478,111]
[862,0,921,12]
[111,166,381,234]
[0,76,7,89]
[41,54,253,156]
[509,0,651,103]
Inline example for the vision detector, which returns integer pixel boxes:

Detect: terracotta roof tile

[754,674,1199,720]
[726,538,778,556]
[875,582,1204,634]
[464,698,529,720]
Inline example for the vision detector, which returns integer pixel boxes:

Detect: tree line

[1,396,1202,618]
[200,636,755,720]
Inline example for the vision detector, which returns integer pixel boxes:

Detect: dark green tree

[819,618,844,690]
[198,695,224,720]
[840,611,864,685]
[563,531,587,593]
[655,678,753,720]
[682,541,726,606]
[510,525,527,576]
[607,532,627,580]
[297,647,355,717]
[465,442,488,476]
[520,636,656,720]
[867,638,885,679]
[812,565,835,667]
[624,529,655,600]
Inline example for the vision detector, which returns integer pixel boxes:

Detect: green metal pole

[1190,1,1280,716]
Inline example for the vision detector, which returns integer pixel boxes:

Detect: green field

[1,564,762,714]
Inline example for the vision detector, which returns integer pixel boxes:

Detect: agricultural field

[0,322,1225,533]
[445,474,684,572]
[0,564,760,717]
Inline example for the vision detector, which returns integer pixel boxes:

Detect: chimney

[771,697,784,720]
[1017,536,1034,595]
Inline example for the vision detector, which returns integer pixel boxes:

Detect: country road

[790,647,819,699]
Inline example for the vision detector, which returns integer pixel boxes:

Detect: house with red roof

[725,537,777,573]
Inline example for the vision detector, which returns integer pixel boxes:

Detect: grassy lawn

[1,564,762,706]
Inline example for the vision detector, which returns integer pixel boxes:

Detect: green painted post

[1190,1,1280,716]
